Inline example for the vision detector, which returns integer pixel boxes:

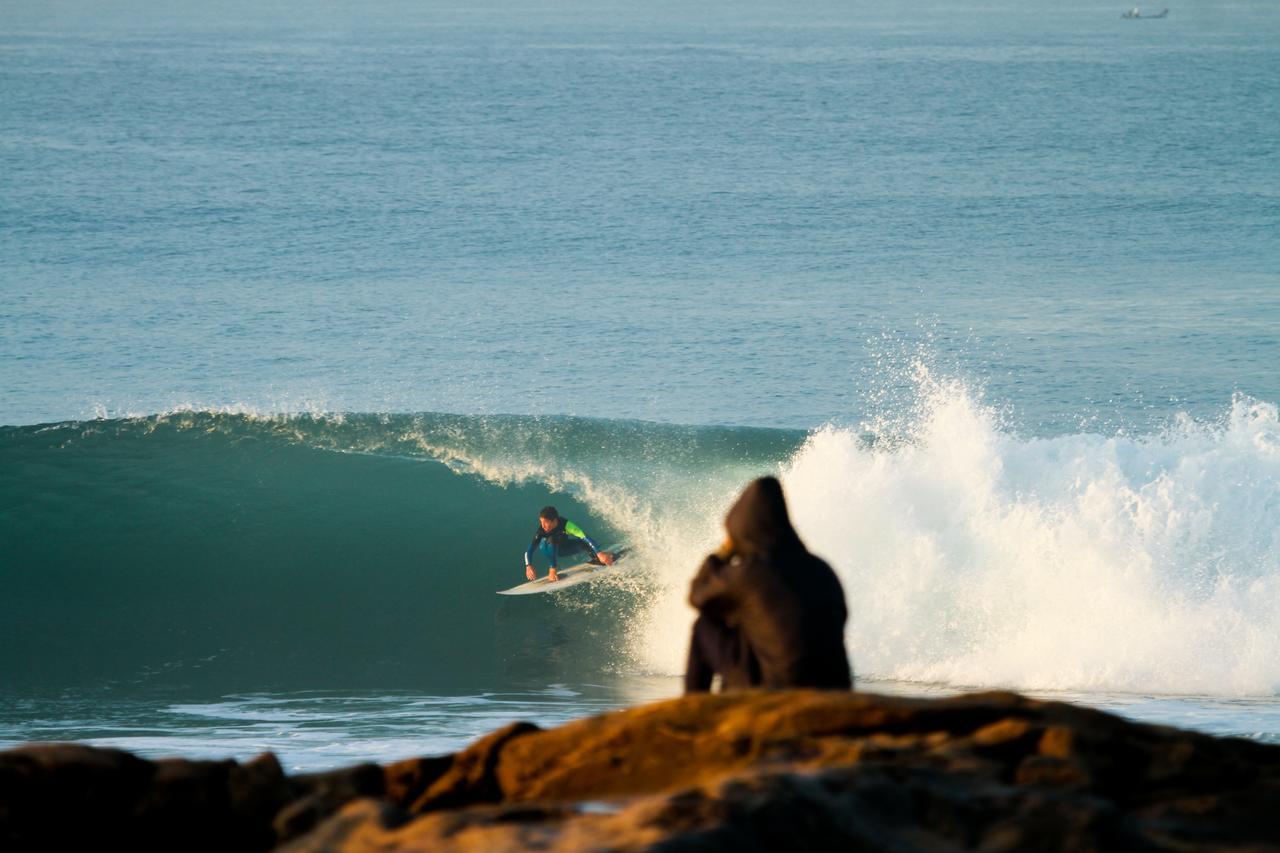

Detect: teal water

[1,412,795,691]
[3,0,1280,767]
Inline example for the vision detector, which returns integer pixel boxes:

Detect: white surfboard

[497,546,631,595]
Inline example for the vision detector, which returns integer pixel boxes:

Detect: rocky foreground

[3,690,1279,851]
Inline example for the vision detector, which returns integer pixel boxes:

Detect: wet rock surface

[4,690,1279,851]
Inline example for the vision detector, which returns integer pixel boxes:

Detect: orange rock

[4,690,1280,851]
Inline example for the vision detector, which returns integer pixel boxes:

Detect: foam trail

[770,373,1280,696]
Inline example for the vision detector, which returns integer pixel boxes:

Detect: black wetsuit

[525,518,601,569]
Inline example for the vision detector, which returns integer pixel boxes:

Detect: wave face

[0,411,797,693]
[5,383,1280,697]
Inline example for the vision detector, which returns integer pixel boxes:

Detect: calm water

[3,0,1279,768]
[4,0,1278,431]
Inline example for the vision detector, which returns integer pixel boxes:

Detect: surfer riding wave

[524,506,616,582]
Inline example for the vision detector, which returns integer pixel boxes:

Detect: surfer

[524,506,615,582]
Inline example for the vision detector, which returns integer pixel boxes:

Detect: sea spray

[773,374,1280,696]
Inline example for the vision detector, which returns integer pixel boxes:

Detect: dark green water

[1,411,799,693]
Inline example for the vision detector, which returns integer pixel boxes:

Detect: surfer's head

[539,505,560,532]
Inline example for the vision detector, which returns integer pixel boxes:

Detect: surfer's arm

[565,521,615,565]
[563,521,600,553]
[523,538,542,582]
[525,527,548,575]
[527,525,552,563]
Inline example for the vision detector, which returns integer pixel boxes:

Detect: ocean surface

[3,0,1279,769]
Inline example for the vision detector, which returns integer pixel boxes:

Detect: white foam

[780,374,1280,695]
[627,367,1280,697]
[83,397,342,425]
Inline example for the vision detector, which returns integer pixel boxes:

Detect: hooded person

[684,476,852,693]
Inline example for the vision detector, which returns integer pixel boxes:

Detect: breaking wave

[4,376,1279,697]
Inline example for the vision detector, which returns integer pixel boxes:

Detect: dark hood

[723,476,806,558]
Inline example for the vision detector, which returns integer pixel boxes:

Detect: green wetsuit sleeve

[564,521,600,553]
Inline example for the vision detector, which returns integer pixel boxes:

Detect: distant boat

[1122,7,1169,18]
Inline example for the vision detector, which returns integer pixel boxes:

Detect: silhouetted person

[685,477,852,692]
